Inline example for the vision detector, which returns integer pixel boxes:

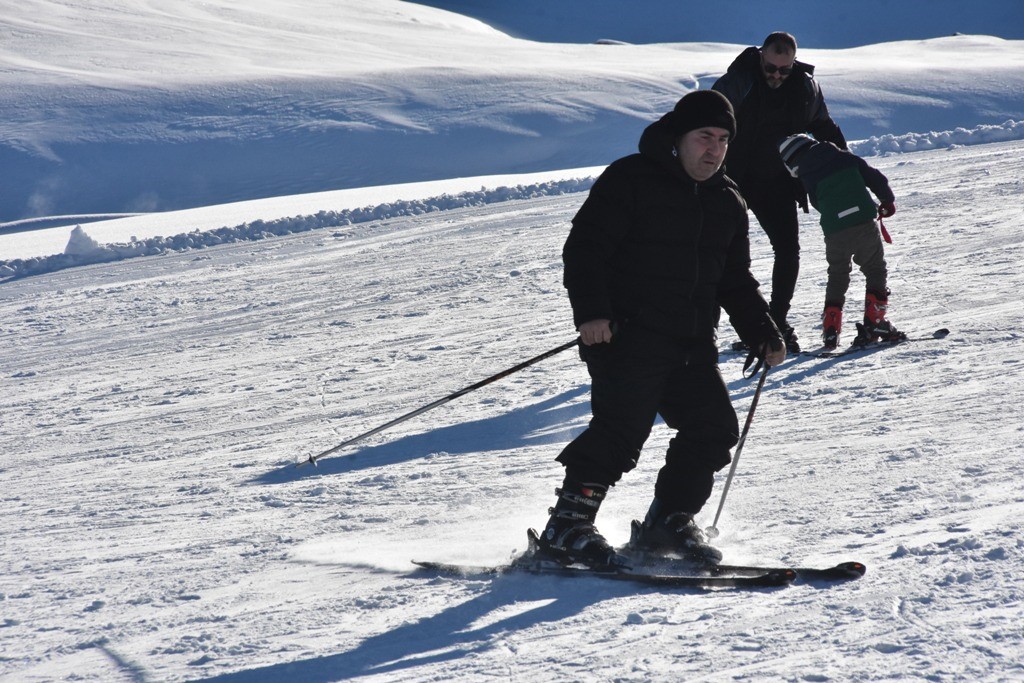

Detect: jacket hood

[791,140,838,177]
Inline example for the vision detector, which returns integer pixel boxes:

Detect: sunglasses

[762,61,793,76]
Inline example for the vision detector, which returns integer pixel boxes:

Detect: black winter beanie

[666,89,736,139]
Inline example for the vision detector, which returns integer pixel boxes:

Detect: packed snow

[2,2,1023,682]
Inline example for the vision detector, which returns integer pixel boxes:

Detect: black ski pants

[556,325,739,514]
[741,176,801,327]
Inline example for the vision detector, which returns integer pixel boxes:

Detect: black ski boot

[628,499,723,564]
[771,315,801,353]
[855,319,907,345]
[780,325,801,353]
[535,479,623,570]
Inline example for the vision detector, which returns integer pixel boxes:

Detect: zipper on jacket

[689,182,702,337]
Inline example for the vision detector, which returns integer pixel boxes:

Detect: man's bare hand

[765,345,786,367]
[578,319,614,346]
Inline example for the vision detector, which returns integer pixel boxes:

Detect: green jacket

[792,142,895,236]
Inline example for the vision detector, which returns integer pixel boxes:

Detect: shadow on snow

[190,565,781,683]
[252,385,592,485]
[252,349,873,486]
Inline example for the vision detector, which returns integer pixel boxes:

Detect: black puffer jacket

[712,47,847,184]
[562,112,778,349]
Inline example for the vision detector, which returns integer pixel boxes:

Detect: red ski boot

[822,303,843,350]
[855,289,907,345]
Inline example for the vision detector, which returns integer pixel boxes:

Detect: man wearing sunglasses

[713,32,847,353]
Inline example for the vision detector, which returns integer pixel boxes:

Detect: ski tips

[841,561,867,576]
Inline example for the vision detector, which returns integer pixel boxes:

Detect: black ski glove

[743,322,784,378]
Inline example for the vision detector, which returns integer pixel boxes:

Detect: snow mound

[851,119,1024,155]
[0,177,594,281]
[64,226,102,256]
[4,118,1023,282]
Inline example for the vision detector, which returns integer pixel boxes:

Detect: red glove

[878,202,896,218]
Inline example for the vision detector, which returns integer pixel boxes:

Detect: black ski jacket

[712,47,847,185]
[562,112,779,351]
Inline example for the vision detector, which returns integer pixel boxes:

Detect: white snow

[3,1,1024,227]
[2,2,1024,682]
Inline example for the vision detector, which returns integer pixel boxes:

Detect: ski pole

[299,337,580,467]
[705,362,770,539]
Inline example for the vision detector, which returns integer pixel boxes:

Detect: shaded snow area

[0,176,596,279]
[3,1,1024,224]
[2,139,1023,682]
[2,118,1022,280]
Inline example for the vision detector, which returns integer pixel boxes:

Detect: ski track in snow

[2,141,1024,681]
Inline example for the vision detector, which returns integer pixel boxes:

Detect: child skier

[777,134,906,349]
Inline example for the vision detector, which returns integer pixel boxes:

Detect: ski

[714,561,865,581]
[728,327,948,360]
[414,523,866,588]
[620,552,865,582]
[799,327,949,359]
[620,521,865,582]
[413,528,795,589]
[412,559,796,589]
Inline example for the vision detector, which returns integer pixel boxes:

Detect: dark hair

[762,32,797,54]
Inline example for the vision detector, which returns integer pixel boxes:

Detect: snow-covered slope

[3,0,1024,222]
[4,2,1024,680]
[1,117,1021,272]
[2,139,1022,682]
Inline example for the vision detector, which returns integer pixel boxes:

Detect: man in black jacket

[536,90,785,569]
[713,32,847,352]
